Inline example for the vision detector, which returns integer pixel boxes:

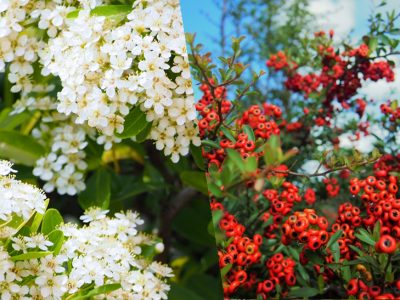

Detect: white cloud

[308,0,356,39]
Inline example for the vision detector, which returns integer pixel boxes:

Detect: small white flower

[80,207,109,223]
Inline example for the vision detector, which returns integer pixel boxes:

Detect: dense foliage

[188,3,400,299]
[0,1,222,299]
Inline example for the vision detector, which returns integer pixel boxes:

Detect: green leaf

[220,126,236,143]
[348,245,363,256]
[135,121,152,143]
[202,140,220,149]
[47,230,64,255]
[116,106,149,139]
[0,109,31,130]
[168,283,203,300]
[373,221,381,241]
[221,264,232,278]
[186,273,223,300]
[342,263,352,282]
[172,199,214,246]
[180,171,208,195]
[69,284,121,300]
[289,287,319,298]
[331,241,340,263]
[67,5,131,19]
[327,230,343,248]
[226,149,245,172]
[28,199,49,233]
[243,125,255,142]
[244,156,258,173]
[297,264,310,283]
[78,169,111,210]
[41,209,63,235]
[369,36,378,53]
[11,251,52,261]
[190,144,205,171]
[0,130,45,166]
[263,134,282,166]
[355,229,376,246]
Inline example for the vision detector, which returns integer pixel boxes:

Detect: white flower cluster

[0,160,47,224]
[1,0,200,196]
[33,123,88,195]
[40,0,200,162]
[0,162,172,299]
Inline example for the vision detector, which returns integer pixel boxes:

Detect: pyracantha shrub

[0,160,172,299]
[188,8,400,297]
[0,0,200,196]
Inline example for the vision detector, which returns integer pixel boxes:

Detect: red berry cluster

[196,80,231,138]
[381,101,400,125]
[256,253,296,299]
[323,177,340,198]
[329,202,363,261]
[267,31,395,119]
[262,181,302,238]
[281,209,329,250]
[373,153,400,178]
[237,104,281,139]
[347,278,400,299]
[304,188,316,205]
[212,203,263,297]
[266,51,297,70]
[350,176,400,239]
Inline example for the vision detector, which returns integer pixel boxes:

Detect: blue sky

[180,0,394,53]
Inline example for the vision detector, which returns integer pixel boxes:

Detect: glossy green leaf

[78,169,111,210]
[226,148,245,172]
[0,130,45,166]
[69,284,121,299]
[47,230,64,255]
[220,126,236,143]
[180,171,208,195]
[327,230,343,248]
[168,283,203,300]
[67,5,131,19]
[41,209,64,235]
[190,144,205,171]
[289,287,319,298]
[243,125,255,142]
[11,251,52,261]
[116,106,149,139]
[0,109,31,130]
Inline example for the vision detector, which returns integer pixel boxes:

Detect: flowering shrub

[188,6,400,298]
[0,2,222,299]
[0,0,199,196]
[0,160,172,299]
